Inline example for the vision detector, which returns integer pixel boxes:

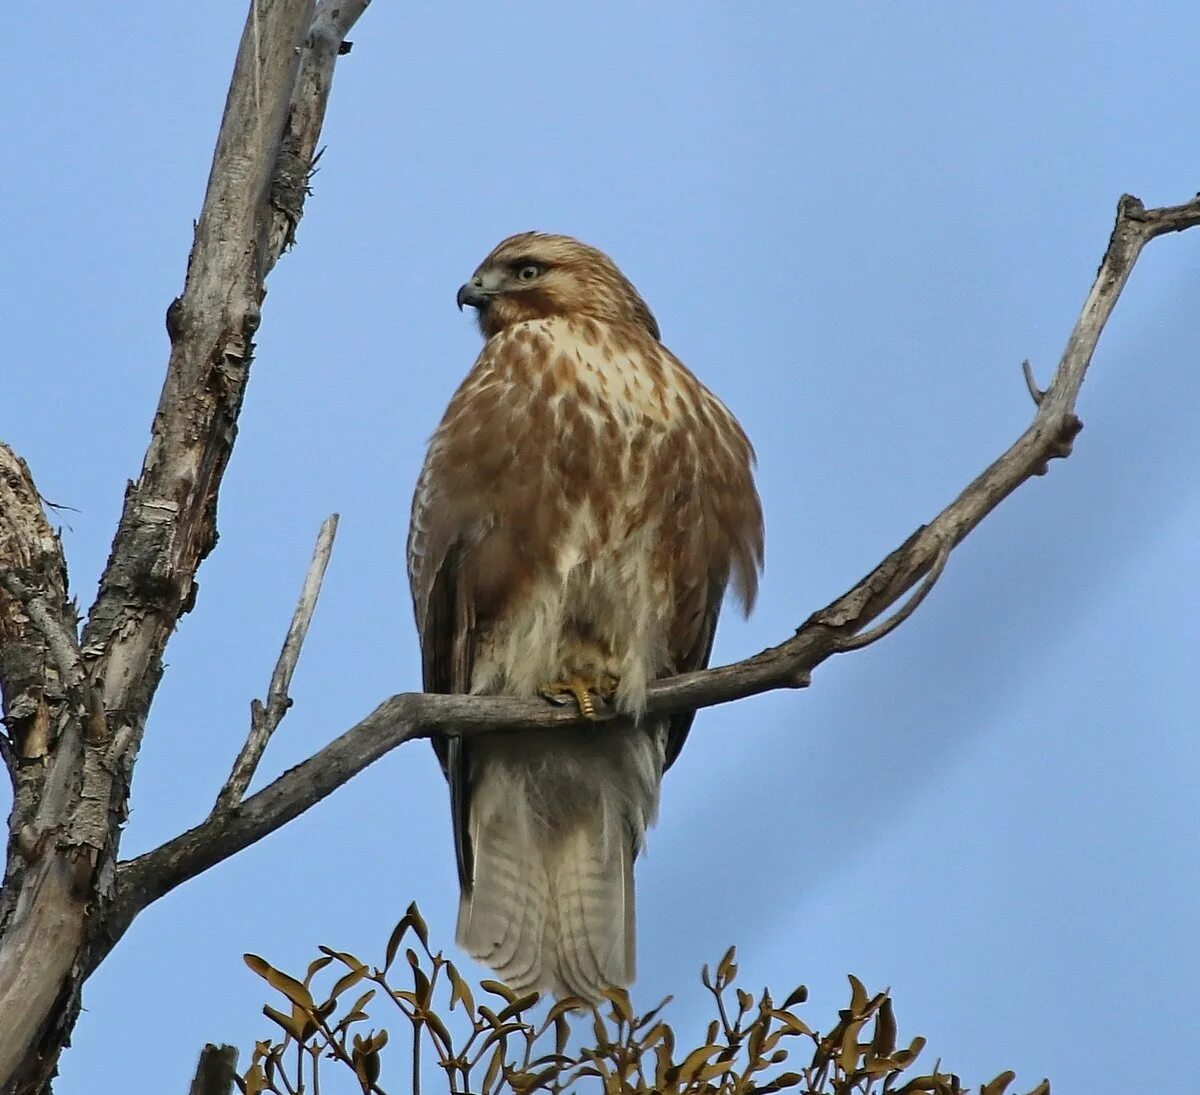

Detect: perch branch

[214,514,339,813]
[101,191,1200,954]
[831,538,952,653]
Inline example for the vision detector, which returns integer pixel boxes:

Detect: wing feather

[416,538,477,888]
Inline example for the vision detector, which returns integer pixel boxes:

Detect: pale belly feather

[466,318,688,717]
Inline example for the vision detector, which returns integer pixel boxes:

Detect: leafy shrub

[238,903,1047,1095]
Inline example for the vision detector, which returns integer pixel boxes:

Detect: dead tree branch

[214,515,339,814]
[0,0,370,1088]
[102,192,1200,956]
[0,450,83,1091]
[188,1044,238,1095]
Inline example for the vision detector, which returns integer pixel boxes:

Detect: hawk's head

[457,232,660,342]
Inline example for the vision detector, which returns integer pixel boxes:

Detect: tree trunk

[0,1,369,1088]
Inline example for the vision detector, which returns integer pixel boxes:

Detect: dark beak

[456,280,490,311]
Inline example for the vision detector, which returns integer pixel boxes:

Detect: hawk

[407,233,763,1000]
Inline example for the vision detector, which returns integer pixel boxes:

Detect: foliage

[237,903,1048,1095]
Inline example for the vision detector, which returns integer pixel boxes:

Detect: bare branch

[188,1044,238,1095]
[268,0,374,261]
[0,446,76,701]
[0,0,370,1085]
[0,448,87,1088]
[101,191,1200,956]
[0,572,82,689]
[1021,359,1044,406]
[214,514,339,813]
[832,538,952,654]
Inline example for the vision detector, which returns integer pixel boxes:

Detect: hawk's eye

[516,263,542,282]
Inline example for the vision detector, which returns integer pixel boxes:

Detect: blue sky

[5,2,1199,1091]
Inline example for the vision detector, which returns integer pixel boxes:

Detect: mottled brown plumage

[408,232,763,1000]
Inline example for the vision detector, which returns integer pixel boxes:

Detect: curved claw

[537,674,619,721]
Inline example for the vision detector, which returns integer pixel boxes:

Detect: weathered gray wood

[0,0,370,1089]
[214,514,340,813]
[188,1044,238,1095]
[0,446,93,1094]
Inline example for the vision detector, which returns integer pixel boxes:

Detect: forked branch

[0,0,372,1088]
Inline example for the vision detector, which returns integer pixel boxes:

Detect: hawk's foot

[538,674,620,721]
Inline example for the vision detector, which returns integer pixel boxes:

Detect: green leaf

[477,1022,523,1056]
[408,950,432,1008]
[771,1010,814,1037]
[847,974,869,1014]
[716,946,738,986]
[329,964,368,1001]
[446,961,475,1015]
[676,1044,724,1082]
[981,1071,1016,1095]
[601,986,633,1024]
[873,996,897,1058]
[638,1022,669,1051]
[241,1063,267,1095]
[425,1009,455,1056]
[839,1017,867,1073]
[554,1012,571,1056]
[406,901,430,950]
[753,1071,802,1092]
[245,954,315,1012]
[383,915,411,972]
[892,1035,927,1068]
[698,1057,739,1082]
[497,992,540,1022]
[482,1043,505,1093]
[481,979,520,1004]
[782,984,809,1009]
[546,996,585,1023]
[654,1042,675,1090]
[262,1004,303,1041]
[304,954,334,986]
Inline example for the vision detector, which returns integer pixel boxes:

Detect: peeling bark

[0,0,371,1088]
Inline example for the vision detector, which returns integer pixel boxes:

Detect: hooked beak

[456,277,491,311]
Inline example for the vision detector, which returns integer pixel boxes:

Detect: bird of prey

[407,232,763,1001]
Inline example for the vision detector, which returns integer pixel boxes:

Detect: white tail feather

[456,726,662,1000]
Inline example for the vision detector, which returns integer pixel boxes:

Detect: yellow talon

[537,674,620,721]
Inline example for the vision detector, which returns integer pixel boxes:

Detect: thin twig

[833,539,951,653]
[214,514,339,814]
[1021,359,1045,405]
